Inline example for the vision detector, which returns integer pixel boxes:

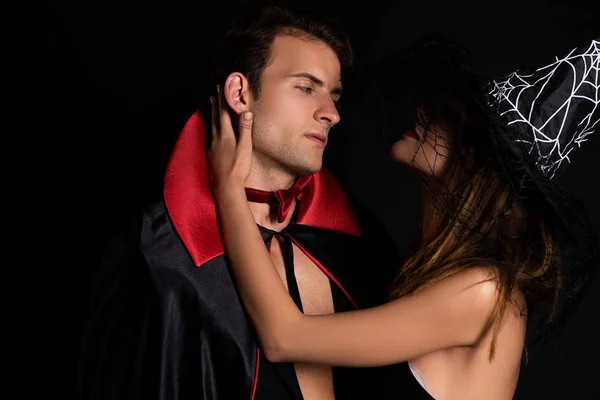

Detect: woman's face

[390,119,452,178]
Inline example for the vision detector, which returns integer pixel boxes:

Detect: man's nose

[314,97,340,126]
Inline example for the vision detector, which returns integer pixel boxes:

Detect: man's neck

[244,163,299,231]
[245,154,299,190]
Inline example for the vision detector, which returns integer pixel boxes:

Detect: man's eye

[297,86,314,94]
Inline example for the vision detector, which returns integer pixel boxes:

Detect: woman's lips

[404,130,418,139]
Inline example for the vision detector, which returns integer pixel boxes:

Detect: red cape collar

[164,110,362,267]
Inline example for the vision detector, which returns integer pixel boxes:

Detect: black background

[36,0,599,398]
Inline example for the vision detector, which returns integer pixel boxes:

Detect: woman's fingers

[238,111,253,155]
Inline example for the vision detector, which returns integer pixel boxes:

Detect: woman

[209,38,599,399]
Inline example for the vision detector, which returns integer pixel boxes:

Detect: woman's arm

[210,93,499,367]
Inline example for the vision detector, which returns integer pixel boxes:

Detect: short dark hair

[211,4,353,98]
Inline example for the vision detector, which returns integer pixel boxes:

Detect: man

[78,5,400,399]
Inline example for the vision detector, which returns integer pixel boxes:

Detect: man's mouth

[305,132,327,147]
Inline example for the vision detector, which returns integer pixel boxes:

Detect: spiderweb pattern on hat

[488,40,600,179]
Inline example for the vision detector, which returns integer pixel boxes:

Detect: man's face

[250,35,342,177]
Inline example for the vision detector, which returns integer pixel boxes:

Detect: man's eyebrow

[286,72,343,96]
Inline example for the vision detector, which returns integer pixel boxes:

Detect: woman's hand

[208,87,254,200]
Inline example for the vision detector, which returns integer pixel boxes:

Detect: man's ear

[223,72,252,114]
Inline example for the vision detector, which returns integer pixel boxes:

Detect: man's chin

[290,162,322,177]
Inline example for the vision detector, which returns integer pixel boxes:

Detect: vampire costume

[77,110,403,400]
